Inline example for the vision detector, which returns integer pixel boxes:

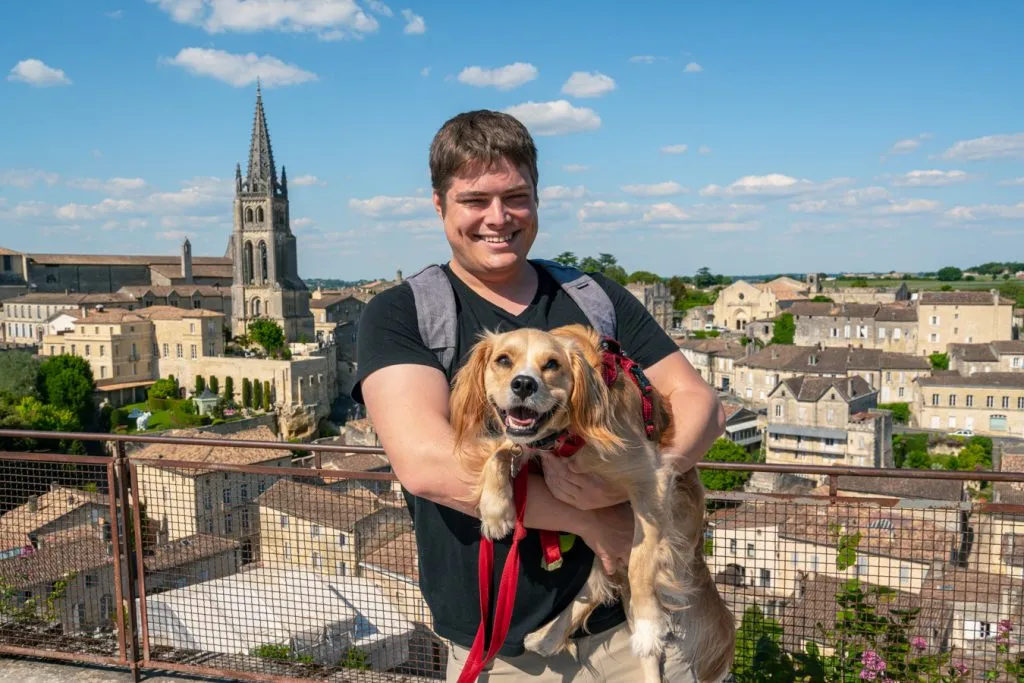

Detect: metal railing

[0,428,1022,682]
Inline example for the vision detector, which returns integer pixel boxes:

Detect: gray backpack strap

[533,259,617,340]
[405,264,457,373]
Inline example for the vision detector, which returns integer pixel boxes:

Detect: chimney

[27,495,38,513]
[396,268,403,283]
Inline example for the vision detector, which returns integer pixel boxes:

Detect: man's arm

[644,349,726,473]
[360,362,612,538]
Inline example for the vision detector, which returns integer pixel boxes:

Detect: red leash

[458,337,656,682]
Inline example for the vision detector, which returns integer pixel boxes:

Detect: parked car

[948,429,974,437]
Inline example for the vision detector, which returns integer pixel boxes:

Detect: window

[283,541,291,559]
[930,315,939,326]
[190,344,197,359]
[987,396,995,408]
[240,483,248,499]
[224,513,233,534]
[1018,397,1024,410]
[899,566,910,585]
[966,395,974,407]
[85,344,90,356]
[746,543,755,558]
[279,514,289,529]
[190,322,195,334]
[898,387,905,398]
[162,343,168,357]
[100,367,106,378]
[338,533,347,548]
[885,371,891,382]
[241,508,250,531]
[310,524,321,538]
[894,328,901,340]
[336,561,347,576]
[930,333,938,343]
[774,404,782,417]
[222,488,231,505]
[729,538,737,554]
[176,343,182,358]
[202,491,212,511]
[1003,396,1010,409]
[99,345,104,356]
[85,573,96,588]
[932,393,940,406]
[949,395,957,407]
[312,551,322,568]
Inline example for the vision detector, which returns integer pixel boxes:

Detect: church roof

[243,82,278,196]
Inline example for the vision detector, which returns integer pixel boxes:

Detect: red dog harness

[457,337,657,683]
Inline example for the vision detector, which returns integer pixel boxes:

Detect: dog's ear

[450,332,495,447]
[565,338,622,454]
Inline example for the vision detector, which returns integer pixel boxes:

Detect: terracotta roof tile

[919,291,1012,306]
[256,479,381,532]
[129,425,285,470]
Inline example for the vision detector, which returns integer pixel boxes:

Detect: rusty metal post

[828,472,838,504]
[115,441,142,682]
[128,462,152,664]
[105,461,128,664]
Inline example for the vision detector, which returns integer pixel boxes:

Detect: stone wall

[27,263,152,293]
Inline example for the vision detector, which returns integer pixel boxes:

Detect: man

[353,110,725,681]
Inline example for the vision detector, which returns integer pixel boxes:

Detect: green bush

[263,380,271,411]
[148,378,178,400]
[253,379,263,410]
[877,402,910,424]
[209,376,219,393]
[148,396,171,412]
[242,378,252,408]
[194,375,205,395]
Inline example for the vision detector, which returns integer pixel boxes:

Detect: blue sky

[2,0,1023,281]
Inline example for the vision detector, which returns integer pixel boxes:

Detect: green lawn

[829,278,1008,291]
[117,402,247,433]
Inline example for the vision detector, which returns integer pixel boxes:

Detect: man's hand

[577,502,634,575]
[539,452,630,510]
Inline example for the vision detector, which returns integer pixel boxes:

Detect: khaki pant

[444,622,698,682]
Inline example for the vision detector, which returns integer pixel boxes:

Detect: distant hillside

[304,278,377,289]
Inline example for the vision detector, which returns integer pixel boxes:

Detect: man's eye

[543,359,560,371]
[495,355,512,367]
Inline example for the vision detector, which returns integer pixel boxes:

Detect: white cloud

[577,201,634,223]
[660,144,688,155]
[67,177,147,194]
[55,198,137,221]
[946,202,1024,222]
[366,0,392,16]
[875,198,941,215]
[884,132,931,157]
[147,0,380,40]
[561,164,589,173]
[642,202,763,225]
[941,133,1024,161]
[621,181,687,197]
[162,47,317,87]
[145,176,233,210]
[7,59,71,87]
[889,169,970,187]
[292,217,316,229]
[560,71,616,98]
[628,55,664,64]
[158,230,196,242]
[14,201,49,218]
[420,66,430,77]
[291,174,325,186]
[539,185,587,201]
[457,63,537,90]
[998,177,1024,186]
[698,145,712,155]
[684,62,703,73]
[106,10,124,19]
[701,173,848,198]
[1,169,61,188]
[400,8,425,34]
[503,100,601,136]
[788,187,892,214]
[348,195,432,217]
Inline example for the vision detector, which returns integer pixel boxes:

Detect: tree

[906,451,931,469]
[552,251,578,268]
[936,266,963,282]
[929,352,949,370]
[253,379,263,410]
[810,295,834,303]
[263,380,272,411]
[248,319,286,355]
[0,350,41,399]
[694,267,718,289]
[770,313,795,345]
[699,438,755,491]
[628,270,662,285]
[242,378,252,409]
[732,605,784,681]
[37,355,95,423]
[224,376,234,402]
[148,378,178,400]
[209,375,219,394]
[194,375,206,395]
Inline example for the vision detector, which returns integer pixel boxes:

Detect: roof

[320,452,391,472]
[737,344,932,373]
[948,343,999,362]
[0,247,23,256]
[70,305,223,324]
[677,337,745,356]
[874,303,918,322]
[780,576,951,655]
[309,292,366,309]
[917,372,1024,389]
[255,479,381,532]
[787,300,920,322]
[991,340,1024,354]
[829,475,964,502]
[1,292,137,306]
[735,344,808,369]
[119,285,228,298]
[129,425,285,470]
[0,486,108,551]
[755,276,808,299]
[774,375,874,403]
[920,567,1024,605]
[361,530,419,582]
[24,253,230,267]
[145,533,240,573]
[69,308,147,324]
[918,291,1012,306]
[148,263,233,280]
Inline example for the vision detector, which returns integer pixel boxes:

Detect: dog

[449,323,735,683]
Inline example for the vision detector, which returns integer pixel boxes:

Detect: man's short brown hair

[429,110,539,212]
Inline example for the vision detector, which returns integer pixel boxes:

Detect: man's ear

[432,190,445,219]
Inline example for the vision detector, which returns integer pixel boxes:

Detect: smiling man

[352,110,725,682]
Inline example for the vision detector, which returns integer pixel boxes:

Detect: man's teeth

[481,234,514,243]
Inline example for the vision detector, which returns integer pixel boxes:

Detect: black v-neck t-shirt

[352,262,679,656]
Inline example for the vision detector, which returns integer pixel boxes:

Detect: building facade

[915,290,1014,357]
[914,372,1024,436]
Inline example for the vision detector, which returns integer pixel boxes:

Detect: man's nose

[510,375,538,399]
[485,198,511,225]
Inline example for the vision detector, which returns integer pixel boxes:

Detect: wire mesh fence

[0,428,1022,682]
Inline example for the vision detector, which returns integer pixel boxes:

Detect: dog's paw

[524,628,568,657]
[631,615,669,658]
[479,494,516,540]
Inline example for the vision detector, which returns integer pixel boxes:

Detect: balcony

[0,428,1022,682]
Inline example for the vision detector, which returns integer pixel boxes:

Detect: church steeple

[245,80,278,196]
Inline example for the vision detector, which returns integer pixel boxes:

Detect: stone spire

[245,80,278,196]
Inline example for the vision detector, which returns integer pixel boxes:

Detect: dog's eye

[542,358,560,371]
[494,354,512,368]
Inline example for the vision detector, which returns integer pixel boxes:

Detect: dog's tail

[656,467,736,683]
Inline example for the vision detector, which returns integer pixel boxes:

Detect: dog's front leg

[477,442,521,540]
[626,472,671,668]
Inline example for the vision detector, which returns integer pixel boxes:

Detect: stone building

[764,375,893,478]
[310,289,368,361]
[948,340,1024,375]
[713,276,810,333]
[914,372,1024,436]
[626,280,674,330]
[678,337,749,392]
[819,282,912,305]
[229,85,315,344]
[915,290,1014,357]
[789,301,919,354]
[731,344,931,406]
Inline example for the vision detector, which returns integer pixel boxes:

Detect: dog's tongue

[507,407,537,428]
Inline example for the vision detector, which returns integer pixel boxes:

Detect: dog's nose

[510,375,538,399]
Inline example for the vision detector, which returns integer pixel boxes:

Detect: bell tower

[230,82,314,343]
